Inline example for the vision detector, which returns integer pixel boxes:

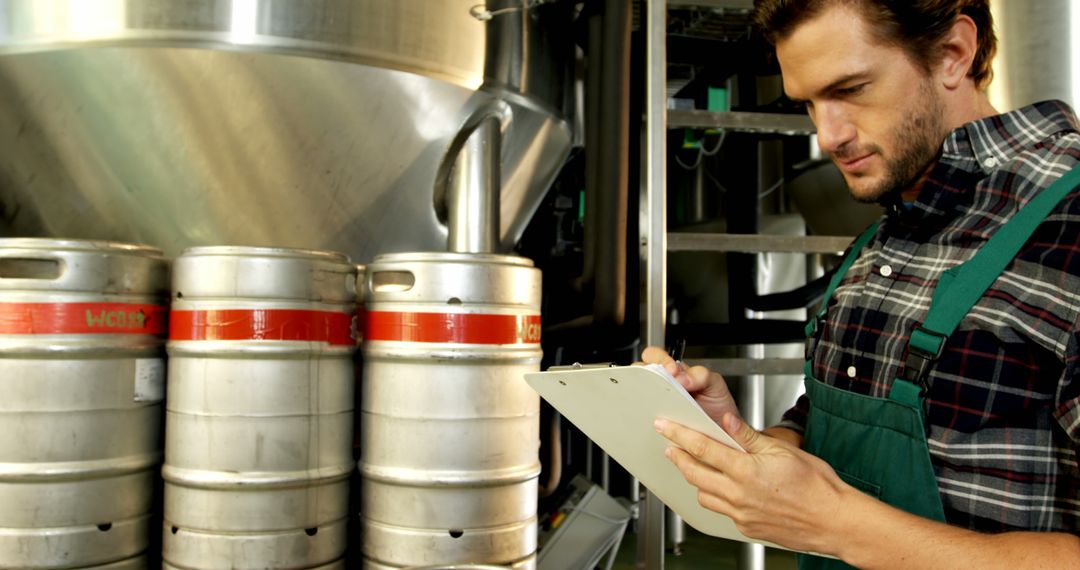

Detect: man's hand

[655,414,1080,568]
[640,346,741,426]
[655,413,852,556]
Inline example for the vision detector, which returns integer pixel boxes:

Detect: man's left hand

[654,414,853,556]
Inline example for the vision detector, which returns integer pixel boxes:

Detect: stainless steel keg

[87,556,149,570]
[0,239,169,569]
[359,252,542,569]
[162,247,357,570]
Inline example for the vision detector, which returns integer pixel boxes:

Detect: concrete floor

[611,527,798,570]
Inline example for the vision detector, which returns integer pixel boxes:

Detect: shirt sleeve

[1055,327,1080,449]
[776,393,809,435]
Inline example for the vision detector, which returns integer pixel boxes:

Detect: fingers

[722,413,787,454]
[722,413,761,452]
[643,349,741,416]
[665,444,733,493]
[641,347,694,389]
[684,365,730,397]
[683,364,717,393]
[642,346,717,392]
[655,418,741,470]
[641,346,674,365]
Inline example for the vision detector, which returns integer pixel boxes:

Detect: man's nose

[814,104,856,155]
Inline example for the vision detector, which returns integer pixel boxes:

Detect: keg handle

[370,270,415,293]
[0,254,63,280]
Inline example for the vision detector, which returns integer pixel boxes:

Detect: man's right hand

[640,346,742,427]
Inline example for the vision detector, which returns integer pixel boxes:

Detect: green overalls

[797,165,1080,570]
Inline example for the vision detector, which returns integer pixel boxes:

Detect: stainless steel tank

[990,0,1080,111]
[162,247,358,570]
[0,0,574,263]
[0,239,168,569]
[359,253,542,569]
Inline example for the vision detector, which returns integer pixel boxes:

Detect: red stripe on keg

[364,311,541,344]
[0,302,168,335]
[169,309,356,346]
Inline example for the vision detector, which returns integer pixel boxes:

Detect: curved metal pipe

[538,411,563,498]
[447,116,502,253]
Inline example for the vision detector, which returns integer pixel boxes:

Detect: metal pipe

[737,343,767,570]
[665,509,686,555]
[735,333,767,570]
[990,0,1079,111]
[447,117,501,253]
[601,449,610,493]
[689,162,709,224]
[583,3,603,286]
[643,0,667,567]
[739,542,766,570]
[591,0,631,325]
[538,411,563,498]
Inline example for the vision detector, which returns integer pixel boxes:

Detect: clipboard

[525,364,788,550]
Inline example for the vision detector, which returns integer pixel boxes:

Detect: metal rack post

[643,0,668,568]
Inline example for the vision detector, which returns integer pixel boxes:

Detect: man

[643,1,1080,568]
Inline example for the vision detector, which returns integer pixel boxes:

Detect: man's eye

[838,84,866,96]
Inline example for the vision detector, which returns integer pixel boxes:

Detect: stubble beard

[836,82,946,205]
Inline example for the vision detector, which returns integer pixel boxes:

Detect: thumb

[722,413,768,453]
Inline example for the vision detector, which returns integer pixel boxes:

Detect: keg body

[360,253,541,569]
[162,247,357,570]
[0,239,168,569]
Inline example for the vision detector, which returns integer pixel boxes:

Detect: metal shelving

[667,109,816,135]
[642,2,853,568]
[668,233,853,254]
[695,358,805,376]
[667,0,754,9]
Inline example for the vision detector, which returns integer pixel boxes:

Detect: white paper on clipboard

[525,364,788,550]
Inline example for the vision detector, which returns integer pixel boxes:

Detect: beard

[832,81,946,204]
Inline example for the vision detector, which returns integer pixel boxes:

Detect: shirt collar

[888,100,1080,224]
[945,100,1080,175]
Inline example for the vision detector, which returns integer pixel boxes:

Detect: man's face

[776,5,947,203]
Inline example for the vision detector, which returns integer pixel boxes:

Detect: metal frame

[643,1,829,568]
[667,0,754,9]
[669,233,853,254]
[667,110,816,135]
[643,1,668,568]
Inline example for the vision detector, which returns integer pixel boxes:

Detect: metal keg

[162,247,357,570]
[0,239,169,569]
[86,556,150,570]
[359,252,542,569]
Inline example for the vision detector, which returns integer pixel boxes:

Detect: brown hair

[752,0,997,89]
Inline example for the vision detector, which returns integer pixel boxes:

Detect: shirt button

[880,265,893,277]
[983,157,998,168]
[846,366,857,378]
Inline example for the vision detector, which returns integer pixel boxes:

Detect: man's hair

[752,0,997,89]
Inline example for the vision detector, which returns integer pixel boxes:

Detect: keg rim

[0,238,164,256]
[371,252,533,267]
[179,245,351,263]
[405,566,516,570]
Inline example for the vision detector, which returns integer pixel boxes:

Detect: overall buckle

[902,326,947,391]
[805,316,822,339]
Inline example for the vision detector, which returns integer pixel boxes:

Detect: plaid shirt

[781,100,1080,534]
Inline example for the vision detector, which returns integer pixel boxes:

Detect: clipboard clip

[546,362,616,371]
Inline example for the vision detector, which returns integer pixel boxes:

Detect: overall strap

[804,221,880,379]
[904,164,1080,389]
[806,221,881,338]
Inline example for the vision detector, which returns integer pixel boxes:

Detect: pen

[666,337,686,364]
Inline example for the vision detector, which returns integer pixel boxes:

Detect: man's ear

[938,14,979,90]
